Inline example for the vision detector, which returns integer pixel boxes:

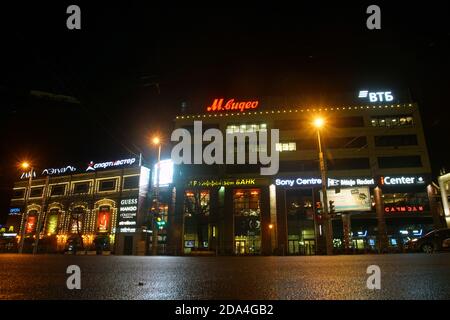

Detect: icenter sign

[380,176,426,186]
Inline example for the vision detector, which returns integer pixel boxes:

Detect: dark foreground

[1,253,450,300]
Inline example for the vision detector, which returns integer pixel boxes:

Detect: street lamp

[18,162,50,254]
[18,162,33,254]
[151,136,162,256]
[313,117,334,255]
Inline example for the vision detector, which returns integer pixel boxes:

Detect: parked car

[406,228,450,253]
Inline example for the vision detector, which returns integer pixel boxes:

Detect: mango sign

[206,98,259,112]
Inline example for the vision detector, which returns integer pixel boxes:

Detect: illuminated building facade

[167,94,446,255]
[6,157,151,255]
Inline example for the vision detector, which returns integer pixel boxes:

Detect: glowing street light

[312,117,334,255]
[18,161,34,254]
[150,136,162,256]
[21,162,30,170]
[152,136,161,145]
[313,117,325,129]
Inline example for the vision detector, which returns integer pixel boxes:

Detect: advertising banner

[97,206,111,233]
[320,187,371,212]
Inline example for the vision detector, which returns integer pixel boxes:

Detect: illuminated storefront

[8,157,151,254]
[169,94,443,255]
[168,177,271,256]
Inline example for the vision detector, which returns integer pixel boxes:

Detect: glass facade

[183,190,210,253]
[233,189,261,255]
[286,189,316,255]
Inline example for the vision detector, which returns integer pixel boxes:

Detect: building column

[260,187,271,255]
[374,187,389,253]
[438,174,450,228]
[427,184,445,229]
[208,188,219,253]
[167,185,184,255]
[222,188,234,255]
[275,188,288,255]
[342,213,352,253]
[269,184,277,254]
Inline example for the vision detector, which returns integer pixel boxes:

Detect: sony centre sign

[275,177,375,188]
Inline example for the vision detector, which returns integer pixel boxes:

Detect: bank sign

[358,90,394,103]
[275,177,375,188]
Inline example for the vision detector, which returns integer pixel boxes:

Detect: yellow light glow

[313,118,325,128]
[21,162,30,169]
[268,224,274,229]
[152,137,160,145]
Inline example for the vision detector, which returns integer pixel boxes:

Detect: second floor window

[275,142,297,152]
[226,123,267,134]
[73,182,90,194]
[99,179,116,192]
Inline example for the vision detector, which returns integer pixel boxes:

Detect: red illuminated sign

[206,98,259,112]
[384,205,424,213]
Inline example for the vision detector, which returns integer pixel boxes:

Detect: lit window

[226,123,267,134]
[288,143,296,151]
[275,142,297,152]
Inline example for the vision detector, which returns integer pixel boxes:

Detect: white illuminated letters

[358,90,393,103]
[381,176,425,185]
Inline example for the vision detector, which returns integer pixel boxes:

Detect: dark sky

[1,2,449,223]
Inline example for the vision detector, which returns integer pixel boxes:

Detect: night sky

[1,2,449,223]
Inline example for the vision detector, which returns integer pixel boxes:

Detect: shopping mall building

[166,92,447,256]
[3,90,449,256]
[4,157,152,254]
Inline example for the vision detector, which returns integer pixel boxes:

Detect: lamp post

[313,118,334,255]
[152,136,162,255]
[18,162,33,254]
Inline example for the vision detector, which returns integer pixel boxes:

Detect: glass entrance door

[303,240,315,255]
[288,240,299,254]
[235,240,246,255]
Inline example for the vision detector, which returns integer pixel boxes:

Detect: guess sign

[384,205,425,213]
[206,98,259,112]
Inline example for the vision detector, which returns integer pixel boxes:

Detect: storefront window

[383,192,429,213]
[46,208,59,235]
[70,207,84,234]
[25,210,38,234]
[286,189,315,255]
[97,206,111,233]
[184,190,210,252]
[233,189,261,255]
[184,190,210,217]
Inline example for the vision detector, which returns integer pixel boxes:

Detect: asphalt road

[1,253,450,300]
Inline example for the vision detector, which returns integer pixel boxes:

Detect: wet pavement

[1,253,450,300]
